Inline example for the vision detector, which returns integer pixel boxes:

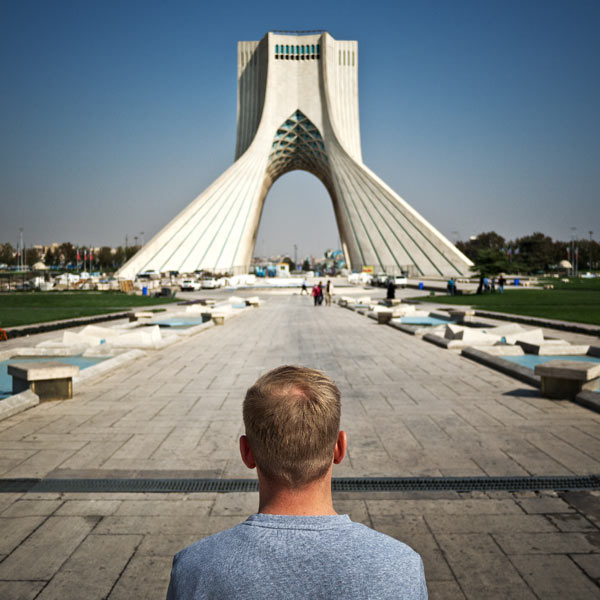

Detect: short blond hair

[243,365,341,487]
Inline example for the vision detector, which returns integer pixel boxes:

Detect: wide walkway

[1,292,599,599]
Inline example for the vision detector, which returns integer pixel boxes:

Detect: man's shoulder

[174,522,245,562]
[342,520,422,560]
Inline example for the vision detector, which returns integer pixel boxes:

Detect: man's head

[242,365,342,488]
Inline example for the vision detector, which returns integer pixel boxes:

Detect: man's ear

[239,435,256,469]
[333,430,347,465]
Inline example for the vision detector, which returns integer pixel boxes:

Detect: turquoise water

[0,355,108,399]
[503,354,600,370]
[154,317,207,328]
[400,316,454,326]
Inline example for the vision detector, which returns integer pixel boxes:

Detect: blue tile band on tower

[117,32,473,278]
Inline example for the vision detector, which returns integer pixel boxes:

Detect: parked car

[201,277,220,289]
[137,270,160,280]
[373,273,388,287]
[180,279,202,291]
[393,274,408,288]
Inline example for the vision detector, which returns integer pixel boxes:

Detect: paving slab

[0,291,598,597]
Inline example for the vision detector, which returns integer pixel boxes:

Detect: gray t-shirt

[167,513,427,599]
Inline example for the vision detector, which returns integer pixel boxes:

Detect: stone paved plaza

[1,291,599,599]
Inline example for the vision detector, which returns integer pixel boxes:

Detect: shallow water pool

[154,317,207,328]
[503,354,600,370]
[400,316,454,326]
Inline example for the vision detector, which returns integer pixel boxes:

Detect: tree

[25,247,40,267]
[57,242,77,266]
[44,247,57,266]
[302,258,311,271]
[513,232,555,273]
[0,242,15,266]
[125,245,140,261]
[114,246,126,266]
[97,246,114,270]
[281,256,295,271]
[470,248,509,277]
[456,231,505,262]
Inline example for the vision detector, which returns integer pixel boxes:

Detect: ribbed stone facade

[117,32,473,278]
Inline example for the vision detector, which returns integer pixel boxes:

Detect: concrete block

[535,344,589,356]
[534,360,600,381]
[110,326,162,348]
[444,325,501,344]
[8,361,79,401]
[395,304,417,316]
[535,359,600,400]
[504,328,545,345]
[444,324,465,340]
[184,304,204,314]
[488,323,526,336]
[377,311,393,324]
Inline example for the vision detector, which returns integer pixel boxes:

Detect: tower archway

[117,32,472,278]
[254,170,340,262]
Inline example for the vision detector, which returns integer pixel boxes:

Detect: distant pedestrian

[301,279,308,295]
[483,276,490,293]
[386,278,396,300]
[325,280,334,306]
[312,283,320,306]
[491,277,496,293]
[498,275,505,294]
[447,278,456,296]
[317,281,324,305]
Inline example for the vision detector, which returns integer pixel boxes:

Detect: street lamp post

[570,227,576,277]
[18,228,24,272]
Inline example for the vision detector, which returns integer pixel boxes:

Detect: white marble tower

[117,31,472,278]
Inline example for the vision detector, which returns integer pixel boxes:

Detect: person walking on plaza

[446,277,455,296]
[498,274,506,293]
[317,281,324,305]
[301,278,308,295]
[325,279,334,306]
[166,366,427,599]
[386,277,396,300]
[311,282,322,306]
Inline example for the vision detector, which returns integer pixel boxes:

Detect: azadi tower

[117,31,472,278]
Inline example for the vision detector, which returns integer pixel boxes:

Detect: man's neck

[257,472,337,516]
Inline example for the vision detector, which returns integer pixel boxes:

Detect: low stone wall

[4,312,131,340]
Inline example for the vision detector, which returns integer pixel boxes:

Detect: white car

[201,277,220,289]
[393,275,408,287]
[180,279,202,291]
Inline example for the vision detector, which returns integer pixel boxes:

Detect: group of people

[302,279,334,306]
[476,274,506,294]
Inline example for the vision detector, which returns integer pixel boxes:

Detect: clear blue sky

[1,0,598,259]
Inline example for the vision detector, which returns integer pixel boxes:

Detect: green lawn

[0,292,177,328]
[415,278,600,325]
